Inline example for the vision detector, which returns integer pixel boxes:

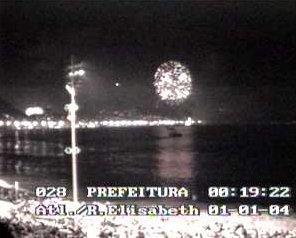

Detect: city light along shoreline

[0,117,202,130]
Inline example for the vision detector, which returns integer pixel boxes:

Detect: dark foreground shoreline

[1,198,296,238]
[1,178,296,237]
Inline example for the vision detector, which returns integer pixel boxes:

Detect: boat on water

[167,126,183,138]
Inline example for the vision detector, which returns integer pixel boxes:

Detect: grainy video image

[0,1,296,237]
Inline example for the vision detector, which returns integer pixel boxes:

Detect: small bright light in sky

[115,82,120,87]
[25,107,44,117]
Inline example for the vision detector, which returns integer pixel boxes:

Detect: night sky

[1,1,296,123]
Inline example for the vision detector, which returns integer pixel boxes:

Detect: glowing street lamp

[65,59,84,203]
[68,69,85,77]
[25,107,44,117]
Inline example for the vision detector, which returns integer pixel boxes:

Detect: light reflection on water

[2,125,295,202]
[155,128,193,183]
[0,131,65,158]
[0,127,194,198]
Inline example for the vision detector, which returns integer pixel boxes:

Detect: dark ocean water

[0,125,295,204]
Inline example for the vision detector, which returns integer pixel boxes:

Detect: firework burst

[154,61,192,105]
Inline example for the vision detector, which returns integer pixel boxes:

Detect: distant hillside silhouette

[0,97,25,119]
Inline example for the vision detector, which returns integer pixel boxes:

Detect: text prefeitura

[87,187,189,198]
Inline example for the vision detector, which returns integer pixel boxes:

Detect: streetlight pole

[70,57,78,203]
[65,56,84,203]
[70,86,78,203]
